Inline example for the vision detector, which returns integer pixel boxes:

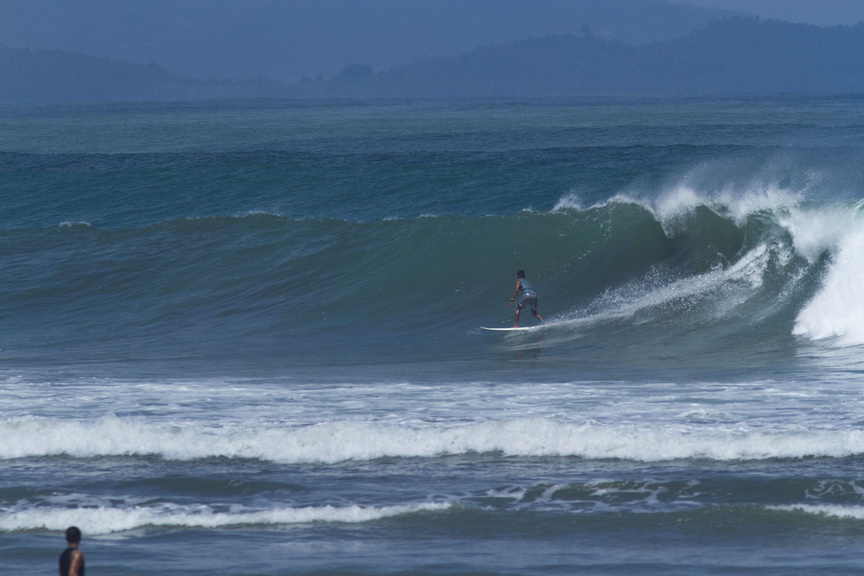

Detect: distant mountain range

[0,0,742,81]
[3,17,864,102]
[323,17,864,98]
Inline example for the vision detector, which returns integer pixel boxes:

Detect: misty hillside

[4,17,864,102]
[643,17,864,93]
[390,17,864,97]
[304,17,864,98]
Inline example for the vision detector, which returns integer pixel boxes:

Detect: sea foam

[792,204,864,345]
[769,504,864,521]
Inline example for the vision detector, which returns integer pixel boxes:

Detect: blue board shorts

[517,293,538,313]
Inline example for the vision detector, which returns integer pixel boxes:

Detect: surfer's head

[516,270,525,278]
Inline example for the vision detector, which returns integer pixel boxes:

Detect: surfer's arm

[509,281,520,306]
[68,550,83,576]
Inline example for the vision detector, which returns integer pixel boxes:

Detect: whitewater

[5,95,864,575]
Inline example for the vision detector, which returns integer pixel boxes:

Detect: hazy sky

[669,0,864,26]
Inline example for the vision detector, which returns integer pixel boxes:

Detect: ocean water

[4,95,864,574]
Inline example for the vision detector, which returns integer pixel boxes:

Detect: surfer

[58,526,85,576]
[509,270,543,327]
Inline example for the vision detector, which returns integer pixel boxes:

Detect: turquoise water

[5,96,864,574]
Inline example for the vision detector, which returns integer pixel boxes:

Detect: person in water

[58,526,85,576]
[509,270,543,327]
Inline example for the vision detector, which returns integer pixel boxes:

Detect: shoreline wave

[5,416,864,463]
[0,502,452,535]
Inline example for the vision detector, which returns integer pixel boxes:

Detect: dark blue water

[5,96,864,575]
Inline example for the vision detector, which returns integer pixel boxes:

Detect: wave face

[4,98,864,378]
[0,185,855,378]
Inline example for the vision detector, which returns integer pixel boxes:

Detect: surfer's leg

[513,305,522,327]
[529,297,542,323]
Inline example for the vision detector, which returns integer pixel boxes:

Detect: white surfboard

[481,326,536,332]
